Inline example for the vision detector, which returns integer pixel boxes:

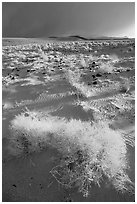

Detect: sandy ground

[2,38,135,201]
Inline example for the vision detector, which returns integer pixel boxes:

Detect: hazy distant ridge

[49,35,132,41]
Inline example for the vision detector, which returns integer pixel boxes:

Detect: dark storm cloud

[2,2,135,38]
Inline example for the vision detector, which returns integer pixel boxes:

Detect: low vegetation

[10,110,134,197]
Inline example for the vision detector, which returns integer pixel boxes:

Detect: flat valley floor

[2,38,135,202]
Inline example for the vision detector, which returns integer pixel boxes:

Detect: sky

[2,2,135,38]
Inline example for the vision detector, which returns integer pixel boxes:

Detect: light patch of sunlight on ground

[21,76,44,86]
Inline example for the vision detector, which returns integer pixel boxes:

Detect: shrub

[9,110,134,197]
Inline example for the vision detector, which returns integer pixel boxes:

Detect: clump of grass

[98,54,119,73]
[79,54,88,68]
[99,61,115,73]
[119,77,130,93]
[9,110,134,197]
[67,67,131,101]
[67,70,97,98]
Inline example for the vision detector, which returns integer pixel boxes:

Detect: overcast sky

[2,2,135,38]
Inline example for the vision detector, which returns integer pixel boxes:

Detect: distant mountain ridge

[49,35,132,41]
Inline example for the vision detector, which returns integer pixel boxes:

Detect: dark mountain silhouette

[49,35,131,41]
